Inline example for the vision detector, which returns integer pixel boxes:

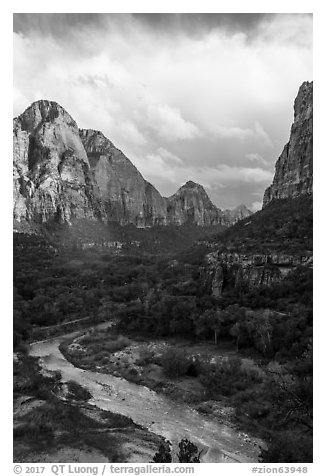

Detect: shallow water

[29,334,260,463]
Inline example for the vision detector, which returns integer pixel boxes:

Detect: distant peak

[235,204,252,212]
[182,180,204,189]
[170,180,213,204]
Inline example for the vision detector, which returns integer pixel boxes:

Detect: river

[29,329,261,463]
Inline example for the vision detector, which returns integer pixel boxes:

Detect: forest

[13,196,313,463]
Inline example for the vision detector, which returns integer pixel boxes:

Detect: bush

[178,439,201,463]
[200,356,262,398]
[152,440,172,463]
[260,431,313,463]
[103,336,130,353]
[160,348,189,378]
[16,407,56,442]
[66,381,92,402]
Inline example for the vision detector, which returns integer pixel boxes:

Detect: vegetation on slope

[205,195,313,255]
[14,353,163,462]
[13,195,313,463]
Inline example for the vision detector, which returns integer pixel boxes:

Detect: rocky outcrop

[263,81,313,207]
[13,100,104,226]
[166,181,228,226]
[203,251,313,297]
[79,129,167,227]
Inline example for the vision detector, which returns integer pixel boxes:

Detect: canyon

[202,81,313,295]
[13,100,251,231]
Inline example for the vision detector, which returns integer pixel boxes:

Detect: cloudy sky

[13,13,312,211]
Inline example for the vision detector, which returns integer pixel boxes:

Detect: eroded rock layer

[263,81,313,207]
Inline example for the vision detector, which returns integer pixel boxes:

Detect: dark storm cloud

[14,13,264,30]
[13,13,106,37]
[13,13,277,41]
[13,13,312,211]
[132,13,268,37]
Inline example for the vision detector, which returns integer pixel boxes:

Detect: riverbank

[14,352,165,463]
[28,329,263,462]
[60,327,265,430]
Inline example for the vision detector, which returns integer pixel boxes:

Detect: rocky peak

[182,180,203,189]
[294,81,313,122]
[263,81,313,207]
[167,181,227,226]
[16,99,78,133]
[13,100,100,226]
[172,181,211,200]
[80,128,167,227]
[224,204,253,224]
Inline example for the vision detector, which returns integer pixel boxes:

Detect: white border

[3,2,324,474]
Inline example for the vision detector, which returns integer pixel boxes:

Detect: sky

[13,13,313,211]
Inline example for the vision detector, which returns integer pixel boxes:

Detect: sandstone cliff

[13,100,251,230]
[79,129,167,227]
[198,81,314,296]
[166,181,228,226]
[263,81,313,207]
[13,100,104,226]
[203,250,312,297]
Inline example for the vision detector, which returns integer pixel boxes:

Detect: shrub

[152,440,172,463]
[178,439,201,463]
[260,431,312,463]
[66,381,92,402]
[160,348,189,378]
[103,336,130,353]
[199,356,262,398]
[135,348,155,366]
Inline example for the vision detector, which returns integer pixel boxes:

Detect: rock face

[13,100,250,230]
[166,181,228,226]
[263,81,313,207]
[79,129,167,227]
[203,251,312,297]
[13,100,104,226]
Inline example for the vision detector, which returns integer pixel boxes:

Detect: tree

[259,431,312,463]
[246,309,273,356]
[230,321,241,352]
[152,440,172,463]
[177,439,201,463]
[195,308,224,345]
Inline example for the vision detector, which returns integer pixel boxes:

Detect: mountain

[13,100,249,231]
[263,81,313,207]
[223,204,252,224]
[166,181,228,226]
[79,129,167,227]
[13,100,104,226]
